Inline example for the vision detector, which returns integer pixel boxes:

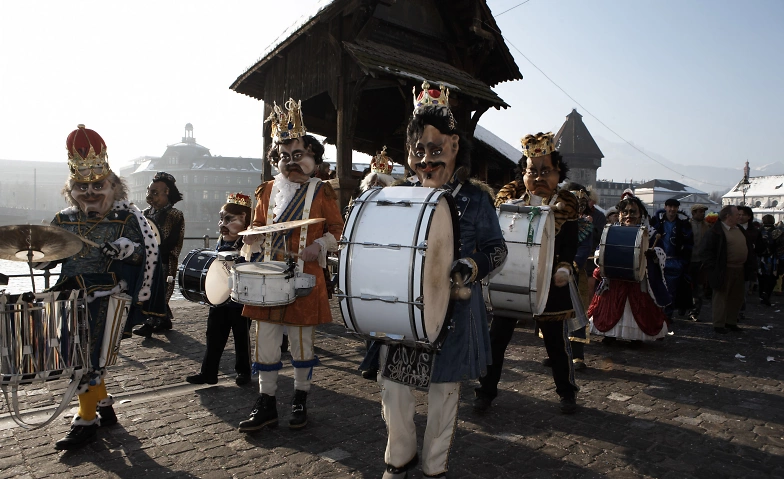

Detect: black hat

[664,198,680,207]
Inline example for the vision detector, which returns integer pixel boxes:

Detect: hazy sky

[1,0,782,181]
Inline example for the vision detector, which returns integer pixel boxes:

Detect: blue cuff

[291,356,320,369]
[252,361,283,374]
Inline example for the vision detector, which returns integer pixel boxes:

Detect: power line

[495,0,533,17]
[483,21,731,190]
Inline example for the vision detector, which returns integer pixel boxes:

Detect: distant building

[555,109,604,189]
[634,179,719,215]
[594,180,645,210]
[120,124,263,241]
[0,160,69,225]
[723,174,784,223]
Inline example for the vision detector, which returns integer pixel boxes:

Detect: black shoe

[573,360,587,371]
[603,336,617,346]
[98,405,117,427]
[361,368,378,381]
[560,397,577,414]
[689,313,700,322]
[186,373,218,385]
[153,318,173,332]
[382,454,419,479]
[714,327,728,334]
[132,323,154,338]
[281,334,289,354]
[289,389,308,429]
[239,394,278,433]
[235,373,251,386]
[726,325,743,332]
[541,358,553,367]
[473,391,493,412]
[54,424,98,450]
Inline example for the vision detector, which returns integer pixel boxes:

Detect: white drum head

[234,262,288,275]
[205,257,233,305]
[422,196,454,341]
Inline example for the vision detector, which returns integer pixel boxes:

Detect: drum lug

[414,296,424,311]
[417,241,426,255]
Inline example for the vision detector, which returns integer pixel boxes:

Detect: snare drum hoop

[599,225,649,282]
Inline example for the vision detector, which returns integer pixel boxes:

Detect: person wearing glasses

[587,190,671,344]
[134,171,185,336]
[474,132,581,415]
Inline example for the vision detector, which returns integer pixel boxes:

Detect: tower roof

[554,109,604,159]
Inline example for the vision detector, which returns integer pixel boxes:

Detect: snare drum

[0,289,88,386]
[488,203,555,317]
[229,262,296,307]
[338,186,458,349]
[598,225,648,282]
[178,249,236,306]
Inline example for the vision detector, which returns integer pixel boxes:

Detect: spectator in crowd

[737,205,762,321]
[757,214,784,306]
[688,204,710,321]
[605,206,619,225]
[651,198,693,321]
[703,205,755,334]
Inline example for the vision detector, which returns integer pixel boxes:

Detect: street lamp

[740,175,751,206]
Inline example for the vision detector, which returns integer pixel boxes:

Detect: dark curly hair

[514,151,569,184]
[406,105,472,182]
[267,134,326,167]
[617,195,650,220]
[151,174,183,205]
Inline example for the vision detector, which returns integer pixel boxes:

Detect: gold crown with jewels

[226,192,252,208]
[412,81,456,129]
[266,98,307,143]
[521,132,555,158]
[66,124,111,182]
[370,146,394,175]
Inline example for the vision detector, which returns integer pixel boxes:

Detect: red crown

[66,124,110,182]
[227,192,251,208]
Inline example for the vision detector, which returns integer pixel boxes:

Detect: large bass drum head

[422,194,455,342]
[533,211,555,315]
[205,257,232,305]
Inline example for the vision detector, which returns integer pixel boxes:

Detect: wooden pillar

[261,103,273,183]
[333,71,365,212]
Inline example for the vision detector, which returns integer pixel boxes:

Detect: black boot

[54,423,98,450]
[238,394,278,433]
[289,389,308,429]
[98,405,118,427]
[132,319,156,338]
[153,317,173,332]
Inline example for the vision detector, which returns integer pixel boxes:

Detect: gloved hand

[553,268,570,287]
[101,242,121,258]
[450,258,476,284]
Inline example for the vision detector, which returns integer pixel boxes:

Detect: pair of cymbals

[0,225,85,262]
[238,218,325,236]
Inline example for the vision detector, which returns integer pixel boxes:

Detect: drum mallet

[76,236,101,248]
[450,273,472,301]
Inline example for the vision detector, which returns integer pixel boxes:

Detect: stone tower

[554,109,604,188]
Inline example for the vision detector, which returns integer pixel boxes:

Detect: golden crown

[370,146,394,175]
[521,132,555,158]
[266,98,307,143]
[67,124,111,182]
[413,81,456,129]
[227,192,252,208]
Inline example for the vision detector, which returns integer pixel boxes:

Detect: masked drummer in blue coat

[46,125,167,450]
[185,193,254,386]
[474,132,581,415]
[371,82,507,479]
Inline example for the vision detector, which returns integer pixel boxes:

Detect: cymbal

[0,225,84,262]
[239,218,326,236]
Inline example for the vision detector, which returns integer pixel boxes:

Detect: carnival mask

[277,138,316,184]
[219,209,247,242]
[71,179,115,216]
[408,125,459,188]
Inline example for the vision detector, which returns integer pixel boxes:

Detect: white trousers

[253,322,315,396]
[379,345,460,477]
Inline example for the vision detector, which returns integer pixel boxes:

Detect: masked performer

[48,125,166,450]
[185,193,253,386]
[371,82,506,479]
[474,132,580,415]
[134,171,185,336]
[238,100,343,433]
[588,190,671,342]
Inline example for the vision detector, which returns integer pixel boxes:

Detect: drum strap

[264,178,319,272]
[527,207,542,245]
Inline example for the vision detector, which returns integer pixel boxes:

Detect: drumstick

[650,234,662,249]
[77,236,101,248]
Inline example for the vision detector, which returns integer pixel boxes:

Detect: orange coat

[242,179,343,326]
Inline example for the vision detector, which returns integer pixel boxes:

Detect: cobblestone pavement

[1,295,783,478]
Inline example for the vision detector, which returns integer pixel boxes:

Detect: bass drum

[338,186,459,349]
[177,249,236,306]
[598,225,648,282]
[488,203,555,317]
